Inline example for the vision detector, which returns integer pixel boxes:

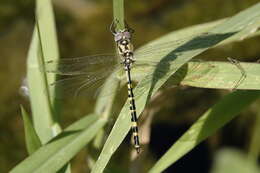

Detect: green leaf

[35,0,59,91]
[131,60,260,90]
[91,3,260,172]
[27,0,60,144]
[20,105,42,155]
[149,90,260,173]
[10,114,106,173]
[177,61,260,90]
[210,148,260,173]
[26,0,72,172]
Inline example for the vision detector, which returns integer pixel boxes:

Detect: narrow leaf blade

[20,105,42,155]
[10,114,106,173]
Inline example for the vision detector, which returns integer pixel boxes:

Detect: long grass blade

[10,114,106,173]
[27,0,60,144]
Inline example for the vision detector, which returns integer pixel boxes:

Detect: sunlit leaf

[10,114,106,173]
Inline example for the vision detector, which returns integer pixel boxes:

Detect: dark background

[0,0,259,172]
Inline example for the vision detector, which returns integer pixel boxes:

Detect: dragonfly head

[110,20,134,42]
[114,30,132,43]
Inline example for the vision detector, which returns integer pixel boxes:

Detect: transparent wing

[44,54,123,98]
[135,32,221,58]
[44,54,118,75]
[132,59,217,96]
[48,70,121,99]
[43,31,221,99]
[44,32,212,76]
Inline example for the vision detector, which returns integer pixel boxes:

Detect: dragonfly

[45,30,215,99]
[109,20,141,153]
[44,22,219,153]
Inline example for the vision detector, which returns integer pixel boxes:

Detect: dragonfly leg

[110,19,135,34]
[124,20,135,33]
[227,57,247,90]
[110,19,119,35]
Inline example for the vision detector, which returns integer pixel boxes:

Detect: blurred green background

[0,0,259,172]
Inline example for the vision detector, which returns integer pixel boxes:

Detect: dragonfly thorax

[117,40,134,57]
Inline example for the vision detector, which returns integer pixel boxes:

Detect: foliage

[6,0,260,173]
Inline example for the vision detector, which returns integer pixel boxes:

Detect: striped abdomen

[125,64,141,153]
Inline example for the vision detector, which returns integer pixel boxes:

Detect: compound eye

[114,33,123,42]
[123,31,131,39]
